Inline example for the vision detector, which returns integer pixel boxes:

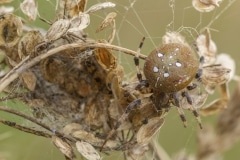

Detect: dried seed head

[45,19,70,42]
[20,0,38,21]
[18,30,43,59]
[0,14,23,47]
[192,0,222,12]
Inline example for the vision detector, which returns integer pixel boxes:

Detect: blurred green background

[0,0,240,160]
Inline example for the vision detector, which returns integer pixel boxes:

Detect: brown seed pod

[18,30,43,59]
[0,14,23,47]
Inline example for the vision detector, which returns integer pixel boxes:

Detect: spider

[133,35,203,129]
[101,32,206,152]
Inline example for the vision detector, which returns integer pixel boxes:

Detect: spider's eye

[143,43,199,93]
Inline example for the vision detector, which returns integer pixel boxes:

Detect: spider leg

[134,37,145,82]
[182,91,202,129]
[173,92,187,128]
[100,99,141,151]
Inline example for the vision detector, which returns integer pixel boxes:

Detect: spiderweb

[0,0,239,160]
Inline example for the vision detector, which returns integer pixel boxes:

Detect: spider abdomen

[143,43,199,93]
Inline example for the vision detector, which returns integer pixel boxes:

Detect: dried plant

[0,1,239,160]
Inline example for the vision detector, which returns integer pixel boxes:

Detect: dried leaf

[52,136,76,159]
[96,12,117,33]
[86,2,116,14]
[20,0,38,21]
[76,141,101,160]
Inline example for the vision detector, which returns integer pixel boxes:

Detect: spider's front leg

[101,99,141,151]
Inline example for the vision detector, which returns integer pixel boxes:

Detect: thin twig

[0,118,52,138]
[0,106,76,142]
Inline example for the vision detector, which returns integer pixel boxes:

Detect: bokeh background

[0,0,240,160]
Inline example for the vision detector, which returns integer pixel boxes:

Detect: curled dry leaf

[68,12,90,33]
[0,6,14,15]
[18,30,43,59]
[85,2,116,14]
[52,136,76,160]
[20,71,37,91]
[76,141,101,160]
[20,0,38,21]
[0,14,23,47]
[45,19,70,42]
[192,0,222,12]
[96,12,117,33]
